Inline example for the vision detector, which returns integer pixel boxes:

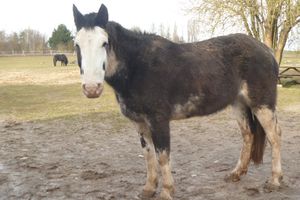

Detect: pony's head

[73,4,109,98]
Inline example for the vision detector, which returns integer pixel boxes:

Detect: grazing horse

[73,4,282,200]
[53,54,68,66]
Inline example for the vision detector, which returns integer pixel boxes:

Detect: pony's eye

[102,42,109,52]
[102,42,108,48]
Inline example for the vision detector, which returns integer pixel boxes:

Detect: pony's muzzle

[82,83,103,98]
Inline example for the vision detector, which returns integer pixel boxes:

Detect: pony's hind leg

[227,102,254,181]
[135,122,158,197]
[253,107,283,188]
[53,58,56,66]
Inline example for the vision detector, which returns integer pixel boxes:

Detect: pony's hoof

[224,173,240,182]
[140,189,156,199]
[159,189,173,200]
[140,183,157,199]
[263,180,280,193]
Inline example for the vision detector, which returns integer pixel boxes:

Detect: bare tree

[189,0,300,64]
[150,23,185,43]
[172,23,180,43]
[19,29,47,52]
[0,29,47,53]
[131,26,142,32]
[159,23,166,38]
[0,31,7,51]
[150,23,157,34]
[166,26,171,40]
[179,35,186,43]
[7,32,21,52]
[187,19,200,42]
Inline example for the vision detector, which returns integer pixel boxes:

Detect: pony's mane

[105,21,171,60]
[106,21,163,41]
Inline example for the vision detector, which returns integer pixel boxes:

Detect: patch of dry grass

[0,56,79,85]
[277,85,300,111]
[0,56,121,122]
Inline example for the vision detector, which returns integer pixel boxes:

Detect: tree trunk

[264,30,273,49]
[274,26,292,65]
[274,45,284,65]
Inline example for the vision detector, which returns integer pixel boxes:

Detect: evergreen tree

[48,24,73,50]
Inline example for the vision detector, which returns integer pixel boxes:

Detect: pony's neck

[105,22,146,96]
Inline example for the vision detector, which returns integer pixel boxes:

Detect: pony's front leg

[150,118,175,200]
[135,122,158,198]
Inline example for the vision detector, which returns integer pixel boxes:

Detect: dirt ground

[0,107,299,200]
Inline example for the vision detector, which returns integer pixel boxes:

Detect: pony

[72,4,282,200]
[53,54,68,66]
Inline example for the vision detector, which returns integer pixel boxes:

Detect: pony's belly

[170,94,233,120]
[170,95,203,120]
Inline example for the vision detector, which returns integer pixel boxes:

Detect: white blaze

[75,27,108,85]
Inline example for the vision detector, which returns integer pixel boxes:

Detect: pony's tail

[246,108,266,165]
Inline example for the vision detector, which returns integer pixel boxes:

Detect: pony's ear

[73,4,85,31]
[95,4,108,27]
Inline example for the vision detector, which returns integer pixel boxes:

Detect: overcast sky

[0,0,189,39]
[1,0,298,50]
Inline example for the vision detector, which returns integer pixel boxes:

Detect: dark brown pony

[53,54,68,66]
[73,4,282,200]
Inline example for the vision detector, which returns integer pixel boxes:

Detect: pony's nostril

[97,83,102,88]
[82,84,86,90]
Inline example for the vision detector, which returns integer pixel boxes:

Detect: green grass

[277,85,300,108]
[0,83,120,121]
[281,51,300,65]
[0,55,300,122]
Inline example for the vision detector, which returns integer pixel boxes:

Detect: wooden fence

[278,65,300,83]
[0,50,75,57]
